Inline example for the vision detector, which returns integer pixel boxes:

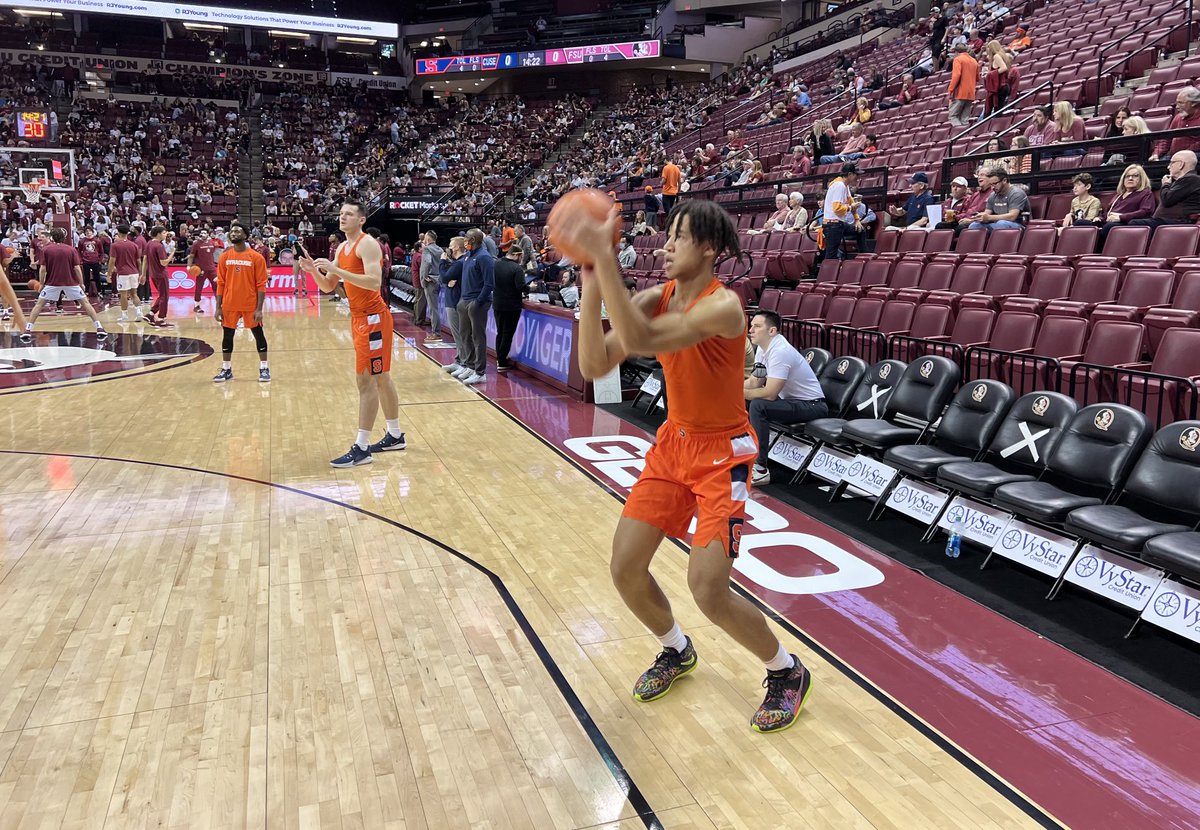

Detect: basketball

[546,188,620,264]
[187,265,202,278]
[27,279,41,292]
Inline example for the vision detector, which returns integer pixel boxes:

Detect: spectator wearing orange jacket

[947,43,979,127]
[661,158,682,215]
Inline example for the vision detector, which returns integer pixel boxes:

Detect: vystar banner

[938,497,1011,547]
[1064,545,1164,611]
[807,446,854,483]
[767,432,812,471]
[841,455,898,498]
[990,520,1076,578]
[1141,578,1200,644]
[885,477,950,524]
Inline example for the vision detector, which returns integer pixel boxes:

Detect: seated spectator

[977,136,1016,175]
[784,191,809,231]
[1151,86,1200,160]
[968,166,1027,231]
[1008,26,1032,51]
[934,176,973,228]
[885,172,936,229]
[1062,173,1102,228]
[1106,106,1132,138]
[810,119,836,161]
[836,97,873,134]
[877,74,920,110]
[744,310,829,486]
[748,193,792,234]
[617,234,637,269]
[1048,101,1086,153]
[788,145,813,177]
[1010,135,1033,173]
[910,48,935,80]
[1099,164,1157,243]
[819,123,869,164]
[1104,114,1150,165]
[1024,106,1055,146]
[631,209,651,235]
[1130,150,1200,228]
[794,85,812,109]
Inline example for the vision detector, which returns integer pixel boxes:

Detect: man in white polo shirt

[744,310,829,485]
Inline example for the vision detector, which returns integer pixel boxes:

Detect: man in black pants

[493,242,526,371]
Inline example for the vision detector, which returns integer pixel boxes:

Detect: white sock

[94,320,103,329]
[765,642,795,673]
[655,622,688,653]
[222,361,231,370]
[23,323,31,332]
[385,418,402,437]
[260,360,268,369]
[355,429,371,450]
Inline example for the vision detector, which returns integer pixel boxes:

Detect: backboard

[0,148,76,195]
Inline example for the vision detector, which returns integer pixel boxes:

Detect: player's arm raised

[299,253,338,292]
[578,276,662,379]
[312,239,382,291]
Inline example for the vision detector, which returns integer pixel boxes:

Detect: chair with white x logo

[929,391,1078,541]
[790,359,907,485]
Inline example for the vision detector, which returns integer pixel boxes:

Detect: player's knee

[221,328,235,352]
[688,570,732,620]
[610,545,648,591]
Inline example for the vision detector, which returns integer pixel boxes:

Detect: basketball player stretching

[298,200,406,467]
[575,200,811,733]
[21,228,108,341]
[213,225,270,382]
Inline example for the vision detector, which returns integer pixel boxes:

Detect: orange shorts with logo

[352,310,393,375]
[221,310,260,330]
[623,420,758,557]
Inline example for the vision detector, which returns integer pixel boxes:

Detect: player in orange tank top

[299,199,407,468]
[574,199,813,733]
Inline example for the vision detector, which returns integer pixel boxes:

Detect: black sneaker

[194,304,203,314]
[19,331,32,342]
[96,328,108,340]
[330,444,373,468]
[751,657,812,734]
[259,368,271,382]
[632,637,698,702]
[213,367,233,383]
[368,432,406,453]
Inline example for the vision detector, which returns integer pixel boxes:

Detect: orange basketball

[546,188,621,265]
[187,265,202,278]
[27,279,41,292]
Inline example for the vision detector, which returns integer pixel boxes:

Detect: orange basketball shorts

[623,420,758,557]
[352,310,393,375]
[221,310,260,329]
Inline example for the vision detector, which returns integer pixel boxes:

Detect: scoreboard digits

[16,111,49,142]
[416,40,659,75]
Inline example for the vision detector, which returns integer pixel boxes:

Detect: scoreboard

[416,39,660,75]
[16,111,50,142]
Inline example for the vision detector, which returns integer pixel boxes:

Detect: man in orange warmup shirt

[212,224,271,383]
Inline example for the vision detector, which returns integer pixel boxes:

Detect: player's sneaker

[632,638,698,702]
[444,362,462,373]
[751,657,812,734]
[95,328,108,340]
[752,465,771,486]
[194,304,203,314]
[368,432,406,453]
[425,334,443,342]
[330,444,373,468]
[453,366,474,379]
[212,368,233,383]
[259,368,271,382]
[463,372,485,385]
[19,331,32,342]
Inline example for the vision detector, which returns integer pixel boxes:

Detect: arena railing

[1095,0,1195,108]
[939,124,1200,199]
[1069,361,1200,428]
[945,80,1057,160]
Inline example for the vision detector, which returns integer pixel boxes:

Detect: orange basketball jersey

[216,246,268,310]
[336,236,388,317]
[654,279,750,432]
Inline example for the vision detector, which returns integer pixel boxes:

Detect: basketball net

[19,179,44,205]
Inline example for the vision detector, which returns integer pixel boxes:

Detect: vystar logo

[1000,527,1067,564]
[889,484,943,519]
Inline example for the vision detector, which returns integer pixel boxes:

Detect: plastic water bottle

[945,513,962,559]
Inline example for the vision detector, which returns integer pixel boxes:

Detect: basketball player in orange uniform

[298,199,406,467]
[575,200,812,733]
[212,225,270,383]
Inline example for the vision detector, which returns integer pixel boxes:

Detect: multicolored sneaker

[632,638,698,702]
[751,656,812,733]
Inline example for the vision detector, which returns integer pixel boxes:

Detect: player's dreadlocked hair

[664,200,742,264]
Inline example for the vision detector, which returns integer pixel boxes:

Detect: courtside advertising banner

[169,265,314,296]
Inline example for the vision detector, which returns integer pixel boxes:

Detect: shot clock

[16,111,51,142]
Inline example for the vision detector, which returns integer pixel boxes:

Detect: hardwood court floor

[0,302,1043,829]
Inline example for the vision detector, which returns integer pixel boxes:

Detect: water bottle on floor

[945,510,963,559]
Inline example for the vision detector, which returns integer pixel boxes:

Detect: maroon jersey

[30,237,46,266]
[189,239,219,274]
[110,239,141,274]
[378,239,392,273]
[146,240,169,279]
[78,237,104,264]
[42,242,81,287]
[133,235,147,258]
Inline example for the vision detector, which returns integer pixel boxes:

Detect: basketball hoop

[19,179,44,205]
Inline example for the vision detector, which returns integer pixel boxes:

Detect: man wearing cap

[934,176,974,229]
[886,173,936,230]
[947,42,979,127]
[967,166,1029,231]
[1008,26,1031,51]
[820,162,860,262]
